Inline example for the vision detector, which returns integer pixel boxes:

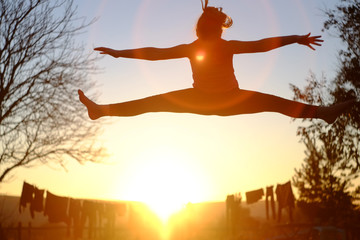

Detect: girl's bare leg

[217,89,356,124]
[316,99,356,124]
[78,88,356,123]
[78,89,197,119]
[78,90,109,120]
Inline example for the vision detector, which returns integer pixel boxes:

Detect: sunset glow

[118,145,208,223]
[0,0,340,229]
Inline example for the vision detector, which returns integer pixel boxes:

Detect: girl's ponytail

[201,0,209,10]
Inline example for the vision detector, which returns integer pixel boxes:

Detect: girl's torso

[187,39,238,93]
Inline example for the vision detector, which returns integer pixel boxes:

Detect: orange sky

[0,0,344,221]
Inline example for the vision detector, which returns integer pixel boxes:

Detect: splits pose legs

[78,88,354,124]
[79,0,356,124]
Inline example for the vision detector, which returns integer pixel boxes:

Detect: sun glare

[196,54,204,61]
[120,147,206,223]
[196,52,205,61]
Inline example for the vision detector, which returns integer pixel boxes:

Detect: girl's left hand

[297,33,323,50]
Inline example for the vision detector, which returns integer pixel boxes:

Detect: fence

[0,222,131,240]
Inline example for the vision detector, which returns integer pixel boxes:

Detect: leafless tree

[0,0,105,183]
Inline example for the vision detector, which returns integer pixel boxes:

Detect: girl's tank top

[188,39,239,93]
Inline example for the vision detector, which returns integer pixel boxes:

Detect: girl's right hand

[94,47,119,58]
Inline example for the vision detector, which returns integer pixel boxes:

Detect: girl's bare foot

[317,99,356,124]
[78,90,105,120]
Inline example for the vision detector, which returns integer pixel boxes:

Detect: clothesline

[19,181,126,224]
[226,180,295,222]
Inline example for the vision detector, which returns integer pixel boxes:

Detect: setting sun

[118,145,208,223]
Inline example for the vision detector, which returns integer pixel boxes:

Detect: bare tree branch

[0,0,106,183]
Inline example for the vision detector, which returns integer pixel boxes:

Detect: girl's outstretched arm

[94,44,190,61]
[229,33,323,54]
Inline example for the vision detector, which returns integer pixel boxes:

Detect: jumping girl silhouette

[79,0,354,124]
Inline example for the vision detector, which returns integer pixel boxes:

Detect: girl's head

[196,1,233,40]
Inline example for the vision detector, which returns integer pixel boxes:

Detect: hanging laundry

[30,187,44,218]
[226,194,241,213]
[275,181,295,222]
[226,195,235,225]
[95,202,105,228]
[116,202,126,216]
[104,202,117,232]
[68,198,82,238]
[225,193,242,238]
[246,188,264,204]
[104,202,116,220]
[226,195,235,209]
[69,198,82,221]
[81,200,98,239]
[19,181,34,213]
[265,185,276,220]
[44,191,69,224]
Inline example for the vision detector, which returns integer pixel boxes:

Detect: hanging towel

[246,188,264,204]
[19,181,34,213]
[30,187,44,218]
[68,198,82,220]
[275,181,295,208]
[104,202,116,220]
[265,185,276,220]
[81,200,98,239]
[68,198,82,238]
[116,202,126,216]
[275,181,295,222]
[44,191,69,224]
